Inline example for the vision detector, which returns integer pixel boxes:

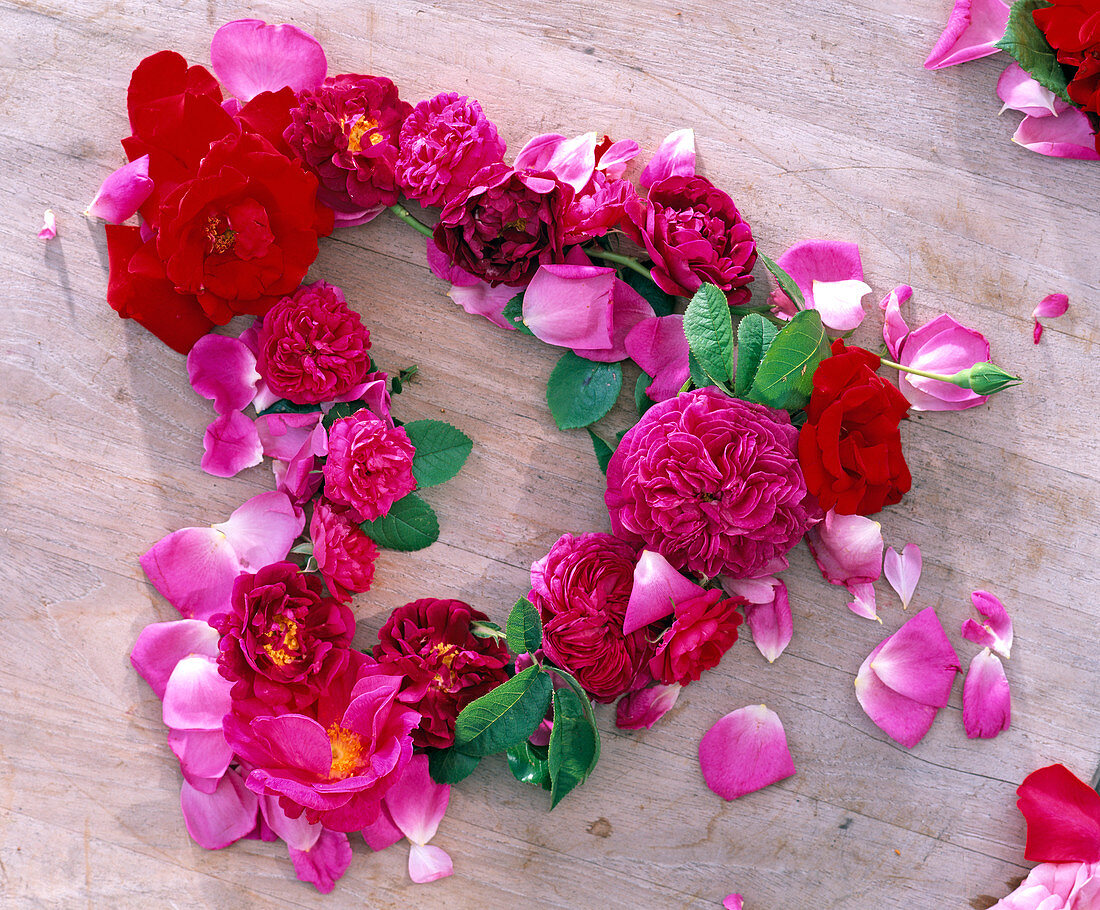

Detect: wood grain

[1,1,1097,907]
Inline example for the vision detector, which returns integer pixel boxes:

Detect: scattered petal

[1033,293,1070,320]
[212,491,305,572]
[962,649,1011,739]
[624,314,690,402]
[723,896,745,910]
[408,843,454,884]
[1013,103,1100,160]
[201,410,263,478]
[870,608,960,706]
[806,510,883,620]
[288,827,353,894]
[767,239,863,322]
[1033,321,1044,344]
[87,155,154,223]
[1017,764,1100,864]
[210,19,327,103]
[961,590,1013,658]
[724,577,792,663]
[130,619,220,699]
[846,581,878,622]
[187,334,260,414]
[640,128,695,188]
[573,278,655,363]
[595,139,640,178]
[854,642,940,748]
[168,728,234,790]
[37,209,57,241]
[615,682,682,729]
[883,544,922,609]
[140,527,242,620]
[809,279,872,332]
[180,768,258,850]
[361,804,404,851]
[997,63,1059,117]
[623,549,706,634]
[162,654,232,731]
[879,285,913,360]
[514,131,597,193]
[522,263,616,351]
[448,279,522,330]
[924,0,1010,70]
[699,704,796,800]
[383,755,449,846]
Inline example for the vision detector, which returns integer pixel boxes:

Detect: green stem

[879,357,954,383]
[586,248,653,280]
[389,203,434,238]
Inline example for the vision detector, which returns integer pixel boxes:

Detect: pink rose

[992,861,1100,909]
[649,589,745,686]
[310,499,379,601]
[606,388,817,579]
[322,411,416,522]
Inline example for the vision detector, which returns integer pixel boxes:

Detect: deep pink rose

[649,589,746,686]
[529,532,653,702]
[606,388,816,579]
[432,164,568,287]
[373,598,512,748]
[255,281,371,405]
[624,174,757,304]
[562,174,637,244]
[310,499,379,602]
[395,92,507,207]
[322,411,416,522]
[210,562,355,717]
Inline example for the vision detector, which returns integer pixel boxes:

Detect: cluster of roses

[927,0,1100,160]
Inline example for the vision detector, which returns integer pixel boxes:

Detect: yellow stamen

[327,723,366,779]
[346,116,382,152]
[262,615,301,667]
[204,215,237,254]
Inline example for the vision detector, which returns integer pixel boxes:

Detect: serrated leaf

[506,596,542,655]
[403,419,472,488]
[683,283,735,386]
[359,493,439,551]
[545,351,623,430]
[321,399,370,431]
[759,252,806,310]
[996,0,1072,103]
[428,747,480,784]
[501,292,534,335]
[622,268,675,317]
[734,313,779,396]
[547,687,600,809]
[453,666,553,757]
[586,428,615,475]
[747,309,830,411]
[547,666,601,764]
[507,741,552,790]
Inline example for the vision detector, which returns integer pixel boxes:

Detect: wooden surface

[2,1,1098,907]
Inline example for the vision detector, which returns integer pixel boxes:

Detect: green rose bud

[948,362,1022,395]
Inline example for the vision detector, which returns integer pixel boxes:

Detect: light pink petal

[384,754,449,845]
[180,768,258,850]
[596,139,640,178]
[187,334,260,414]
[699,704,796,800]
[408,843,454,884]
[806,510,883,587]
[362,804,404,851]
[723,897,745,910]
[515,132,598,193]
[767,239,864,321]
[900,314,991,411]
[140,527,243,620]
[130,619,220,699]
[255,411,323,460]
[854,648,940,749]
[624,549,705,634]
[924,0,1010,69]
[846,581,879,622]
[513,133,567,171]
[201,410,263,477]
[260,794,322,852]
[879,285,913,360]
[997,63,1060,117]
[37,209,56,241]
[426,239,480,287]
[212,491,304,571]
[810,279,872,332]
[1033,293,1069,320]
[870,608,960,707]
[883,544,922,610]
[210,19,327,102]
[736,579,793,663]
[615,682,682,729]
[288,828,353,894]
[640,128,696,188]
[332,204,385,228]
[162,655,233,731]
[624,314,690,402]
[573,278,655,363]
[523,263,616,350]
[168,729,234,790]
[963,649,1011,739]
[87,155,154,223]
[448,280,521,331]
[961,590,1013,658]
[1014,105,1100,160]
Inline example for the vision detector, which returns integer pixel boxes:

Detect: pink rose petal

[724,577,792,663]
[408,843,454,884]
[87,155,154,223]
[961,590,1013,658]
[699,704,796,800]
[806,511,884,620]
[130,619,220,699]
[639,128,696,188]
[623,549,706,634]
[615,682,682,729]
[1033,293,1069,320]
[212,491,304,572]
[448,279,522,330]
[260,794,322,852]
[37,209,56,241]
[201,410,263,478]
[879,285,913,360]
[180,768,258,850]
[384,755,449,846]
[883,544,922,610]
[362,804,404,851]
[962,649,1011,739]
[288,828,353,894]
[1014,104,1100,160]
[767,239,863,322]
[140,527,243,621]
[809,279,872,332]
[723,896,745,910]
[997,63,1060,117]
[596,139,640,178]
[187,334,260,414]
[255,411,323,460]
[846,581,879,622]
[169,729,234,791]
[210,19,327,103]
[523,263,616,351]
[515,131,597,193]
[573,279,655,363]
[162,655,233,731]
[869,608,960,707]
[624,314,690,402]
[895,313,992,411]
[924,0,1010,70]
[854,643,940,749]
[426,238,480,287]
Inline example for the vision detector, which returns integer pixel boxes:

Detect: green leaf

[506,741,552,790]
[470,619,505,641]
[359,493,439,551]
[428,747,480,784]
[392,364,418,396]
[759,252,806,310]
[453,666,554,757]
[546,666,601,763]
[402,419,473,488]
[255,399,322,418]
[747,309,830,411]
[622,268,675,317]
[634,371,655,416]
[586,428,615,475]
[506,596,542,655]
[545,352,623,430]
[683,283,735,386]
[547,686,600,809]
[501,293,534,335]
[734,313,779,396]
[321,399,369,431]
[996,0,1073,103]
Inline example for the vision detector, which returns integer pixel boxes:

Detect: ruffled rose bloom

[798,340,912,516]
[395,92,507,207]
[606,388,817,579]
[286,74,413,220]
[563,171,637,244]
[256,281,371,405]
[373,598,512,748]
[210,562,355,717]
[992,862,1100,909]
[322,411,416,522]
[310,499,379,602]
[624,174,757,304]
[529,532,653,702]
[1033,1,1100,118]
[432,164,568,287]
[649,589,746,686]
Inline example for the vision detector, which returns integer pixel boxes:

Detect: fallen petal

[37,209,57,241]
[723,897,745,910]
[187,334,260,414]
[210,19,327,103]
[131,619,220,699]
[523,263,616,351]
[640,128,695,188]
[288,828,353,894]
[810,279,872,332]
[883,544,922,609]
[854,645,940,748]
[924,0,1010,69]
[806,510,884,588]
[623,549,705,634]
[212,491,304,571]
[261,794,321,852]
[767,239,863,316]
[615,682,682,729]
[728,578,792,663]
[699,704,796,800]
[879,285,913,360]
[408,843,454,883]
[997,63,1059,117]
[573,278,655,363]
[180,768,258,850]
[1013,105,1100,160]
[448,279,522,330]
[162,655,233,731]
[962,649,1011,739]
[1017,764,1100,864]
[869,608,959,707]
[961,590,1013,658]
[624,314,690,402]
[361,804,404,851]
[140,527,243,620]
[846,581,879,622]
[168,728,233,792]
[383,754,449,846]
[87,155,154,223]
[201,410,263,478]
[1032,293,1069,320]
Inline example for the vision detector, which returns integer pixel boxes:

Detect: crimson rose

[649,589,745,686]
[310,499,379,602]
[322,411,416,522]
[1034,1,1100,118]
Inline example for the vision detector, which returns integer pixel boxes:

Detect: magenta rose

[432,164,568,286]
[529,532,653,702]
[606,388,817,579]
[649,589,745,686]
[373,598,512,748]
[310,498,379,602]
[395,92,507,207]
[624,174,757,304]
[255,281,372,405]
[210,562,355,717]
[322,411,416,522]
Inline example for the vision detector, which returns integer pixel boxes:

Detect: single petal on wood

[288,828,353,894]
[869,608,959,707]
[962,649,1011,739]
[140,527,243,620]
[883,544,922,609]
[997,63,1060,117]
[201,410,263,477]
[615,682,682,729]
[383,755,449,846]
[187,334,259,414]
[210,19,327,102]
[1017,764,1100,864]
[640,128,695,187]
[810,279,872,331]
[1013,106,1100,160]
[37,209,57,240]
[180,769,258,850]
[699,705,796,800]
[767,239,863,316]
[961,590,1013,658]
[1032,293,1069,320]
[408,843,454,883]
[924,0,1010,69]
[854,648,940,749]
[212,491,304,571]
[623,549,705,633]
[807,510,884,587]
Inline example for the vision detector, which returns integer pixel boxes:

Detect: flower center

[346,115,382,152]
[262,614,301,667]
[204,214,237,255]
[429,641,461,691]
[327,723,366,779]
[504,217,528,233]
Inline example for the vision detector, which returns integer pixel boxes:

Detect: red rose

[373,598,512,748]
[798,340,912,516]
[649,589,745,687]
[1034,1,1100,117]
[322,411,417,522]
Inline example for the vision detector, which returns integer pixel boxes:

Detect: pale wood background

[2,1,1098,907]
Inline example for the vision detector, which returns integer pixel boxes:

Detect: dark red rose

[649,589,745,687]
[1034,1,1100,117]
[624,174,757,304]
[798,339,912,516]
[373,598,511,748]
[310,498,379,602]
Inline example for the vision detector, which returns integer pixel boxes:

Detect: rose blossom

[372,598,512,748]
[624,174,757,304]
[798,339,912,516]
[256,281,372,404]
[606,388,817,580]
[1033,1,1100,119]
[310,499,379,602]
[529,532,653,702]
[322,411,416,522]
[395,92,507,207]
[649,589,746,686]
[992,862,1100,909]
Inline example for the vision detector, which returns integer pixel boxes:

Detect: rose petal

[1033,293,1069,320]
[140,527,243,621]
[573,279,655,363]
[960,590,1013,658]
[162,655,233,731]
[806,510,884,587]
[699,704,796,800]
[879,285,913,360]
[408,843,454,884]
[255,411,323,460]
[1017,764,1100,864]
[210,19,327,103]
[623,549,706,634]
[187,334,260,414]
[615,682,682,730]
[212,491,305,571]
[288,828,353,894]
[768,239,863,318]
[130,619,220,699]
[261,794,322,852]
[523,263,616,350]
[883,544,922,610]
[624,314,690,402]
[868,608,959,707]
[361,804,404,851]
[383,755,449,845]
[596,139,640,178]
[924,0,1010,69]
[997,63,1060,117]
[723,897,745,910]
[1013,105,1100,160]
[168,729,234,790]
[515,131,597,193]
[640,128,696,188]
[87,155,154,223]
[810,279,872,332]
[201,410,263,477]
[727,578,792,663]
[962,649,1011,739]
[37,209,56,241]
[180,768,258,850]
[854,645,940,748]
[846,581,879,622]
[448,279,522,330]
[426,238,480,287]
